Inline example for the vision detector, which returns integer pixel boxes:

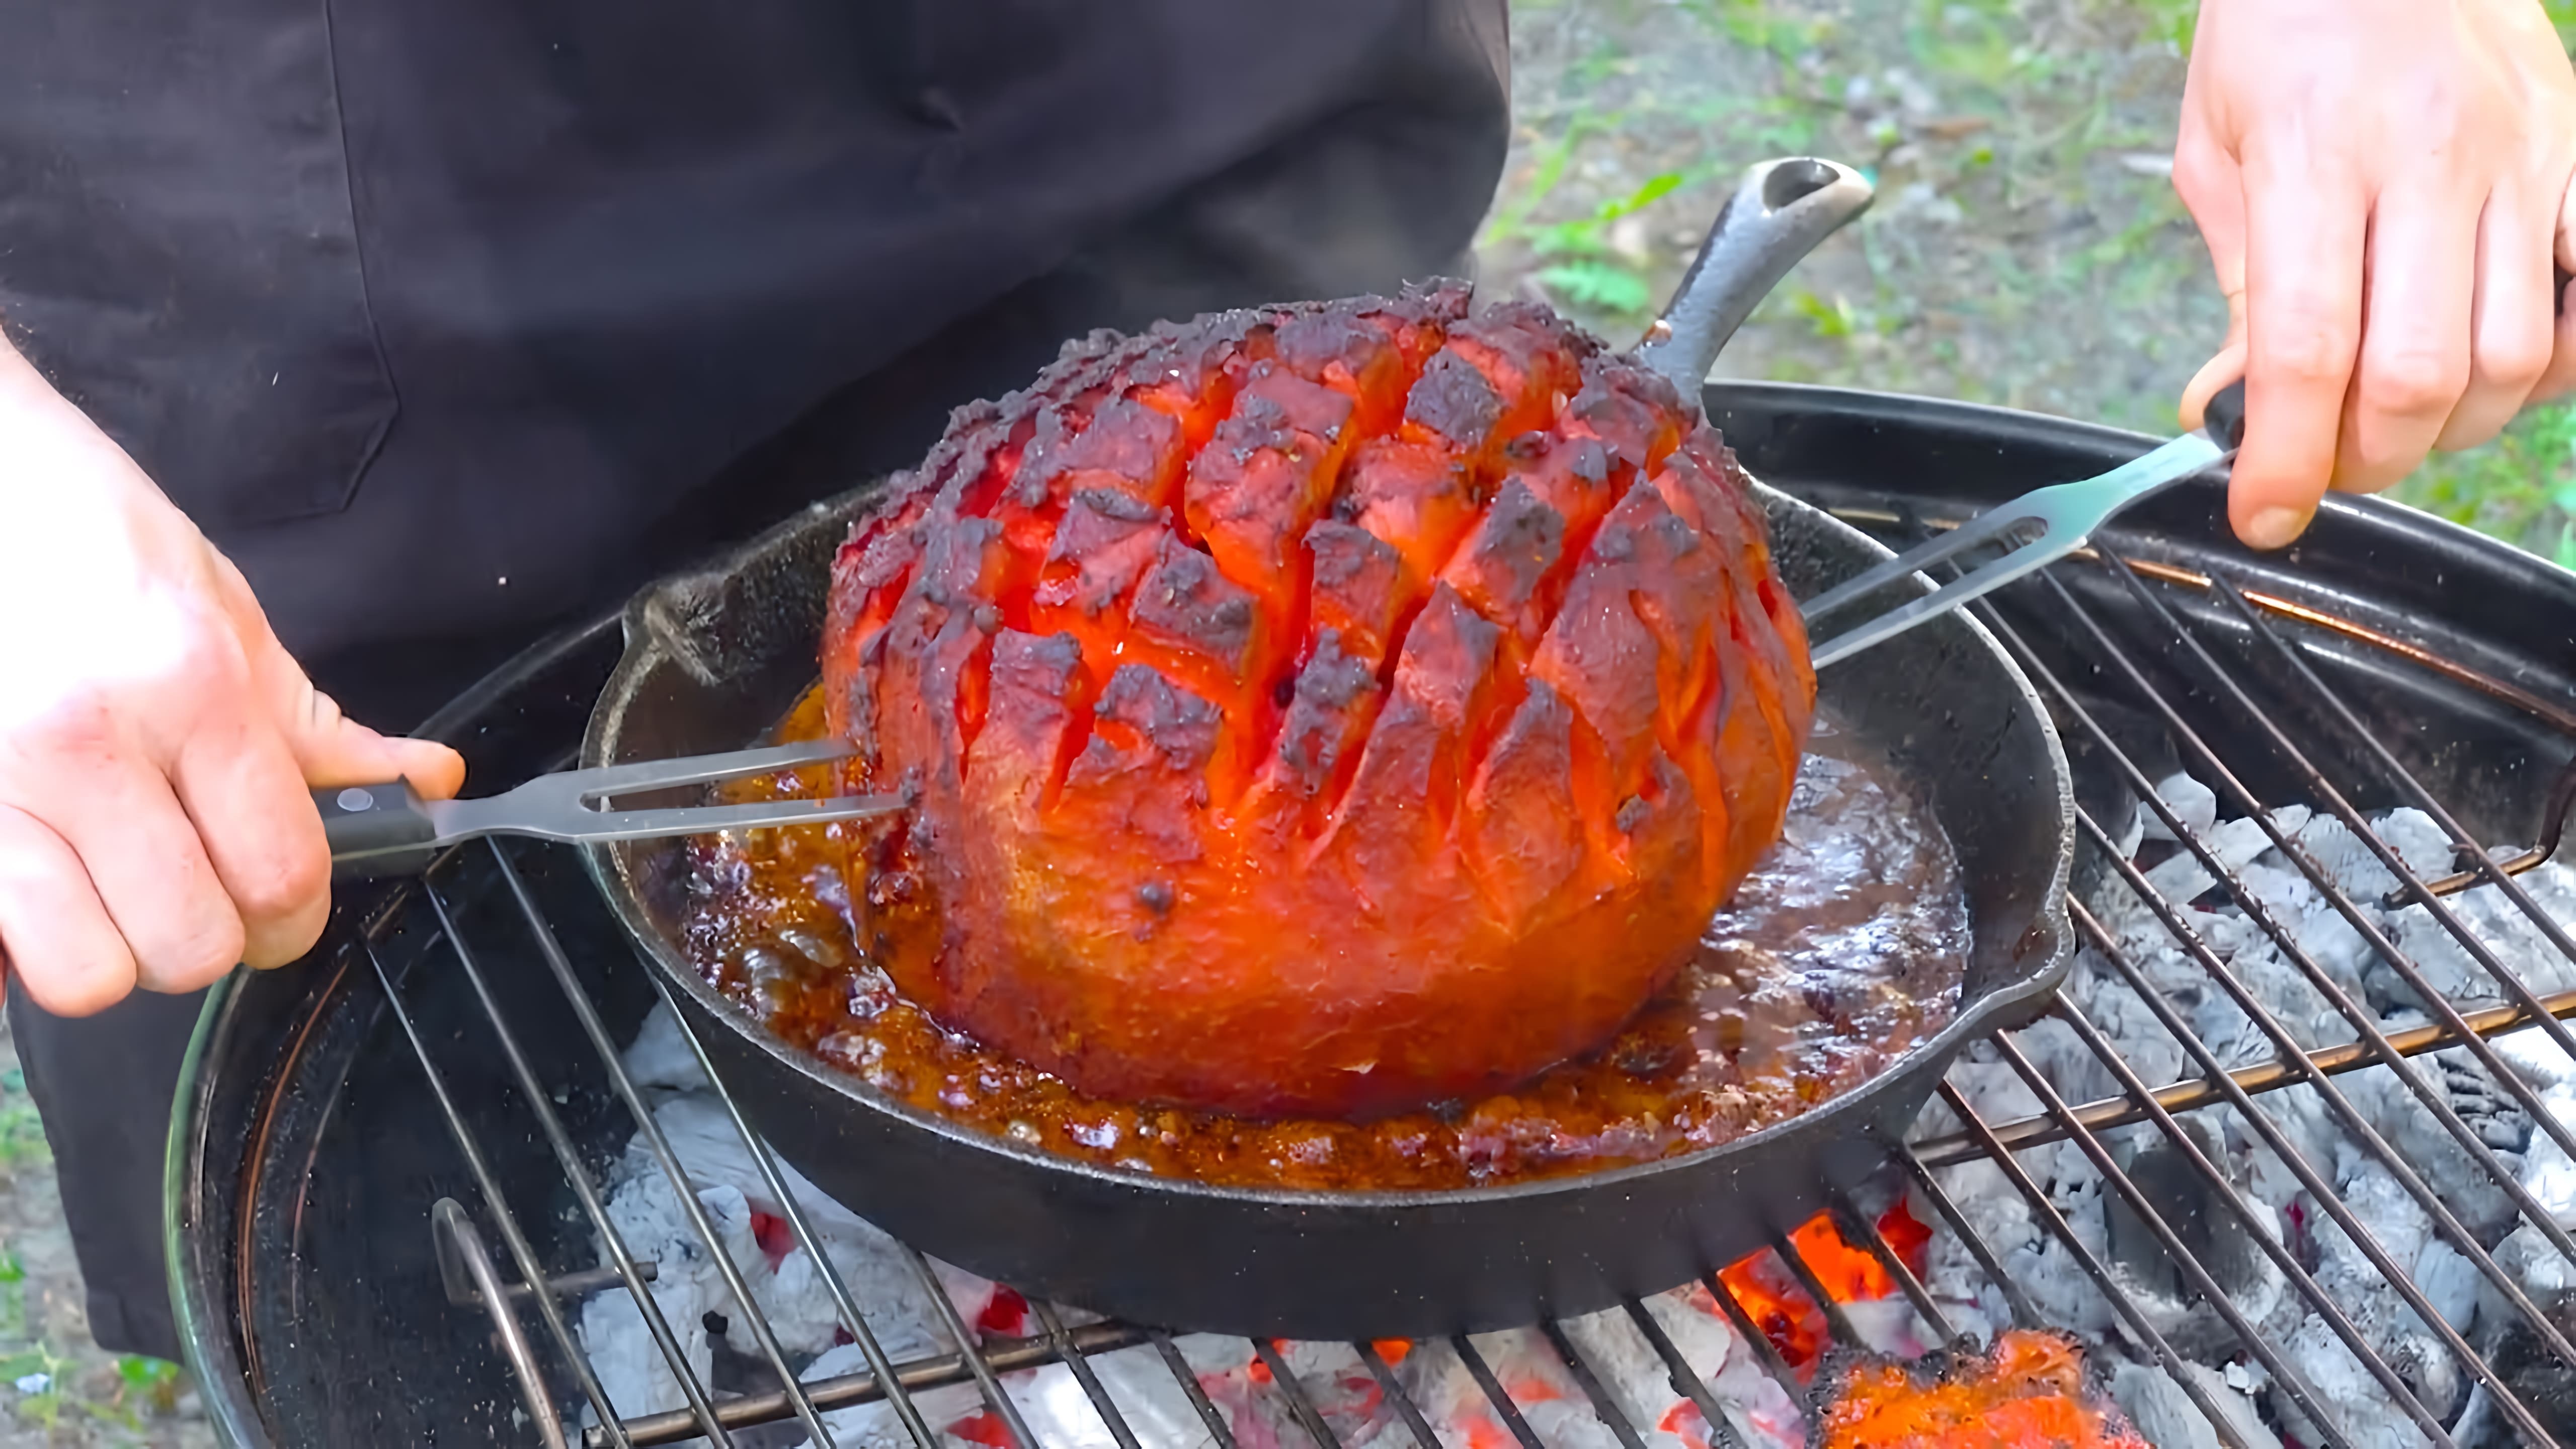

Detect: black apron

[0,0,1507,1361]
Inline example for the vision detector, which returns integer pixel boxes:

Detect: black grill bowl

[172,385,2576,1445]
[575,453,2076,1343]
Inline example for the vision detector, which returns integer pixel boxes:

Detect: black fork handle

[317,780,441,878]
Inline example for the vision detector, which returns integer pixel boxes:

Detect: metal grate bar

[1889,1147,2043,1332]
[2041,992,2442,1438]
[1447,1336,1547,1449]
[1536,1320,1650,1449]
[1827,1190,1957,1350]
[1700,1267,1802,1402]
[1974,593,2576,1367]
[595,867,944,1449]
[1355,1341,1444,1449]
[1912,984,2576,1166]
[596,1322,1155,1447]
[1760,1235,1862,1354]
[2078,551,2576,1171]
[367,934,646,1446]
[1932,1082,2258,1449]
[421,878,718,1449]
[1147,1332,1241,1449]
[471,849,839,1449]
[1251,1337,1347,1449]
[895,1240,1048,1449]
[1987,1032,2372,1447]
[1617,1301,1753,1449]
[1030,1301,1147,1449]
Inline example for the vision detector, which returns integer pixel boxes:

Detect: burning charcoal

[1402,1331,1636,1449]
[622,1000,713,1094]
[2107,1359,2281,1449]
[2136,815,2275,909]
[2094,1120,2294,1363]
[2412,1238,2479,1335]
[2289,812,2409,902]
[2285,1163,2465,1430]
[1812,1329,2147,1447]
[1924,1154,2122,1342]
[2493,1022,2576,1091]
[2482,1219,2576,1333]
[2138,772,2219,844]
[2436,1048,2535,1154]
[2064,959,2187,1097]
[2339,1054,2524,1244]
[2273,1313,2443,1449]
[801,1349,987,1449]
[2380,808,2473,879]
[2481,1290,2576,1448]
[2517,1082,2576,1225]
[2380,864,2576,1012]
[1557,1304,1769,1449]
[577,1173,758,1423]
[2187,941,2349,1067]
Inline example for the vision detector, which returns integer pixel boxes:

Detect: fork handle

[319,780,442,878]
[2201,377,2246,451]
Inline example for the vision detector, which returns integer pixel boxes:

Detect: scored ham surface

[818,281,1815,1120]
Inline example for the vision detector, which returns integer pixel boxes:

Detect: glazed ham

[819,282,1815,1120]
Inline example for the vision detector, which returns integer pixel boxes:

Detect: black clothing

[0,0,1511,1363]
[0,0,1508,661]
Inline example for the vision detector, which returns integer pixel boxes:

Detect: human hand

[0,338,465,1016]
[2171,0,2576,549]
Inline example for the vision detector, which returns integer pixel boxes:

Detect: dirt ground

[0,3,2568,1445]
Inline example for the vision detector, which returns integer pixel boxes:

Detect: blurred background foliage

[1473,0,2576,569]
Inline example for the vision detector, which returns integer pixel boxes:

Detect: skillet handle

[1634,156,1875,399]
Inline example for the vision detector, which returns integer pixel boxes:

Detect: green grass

[0,1068,47,1171]
[2395,400,2576,568]
[1479,0,2576,572]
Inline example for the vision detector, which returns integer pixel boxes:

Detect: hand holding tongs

[1798,378,2249,668]
[318,739,906,878]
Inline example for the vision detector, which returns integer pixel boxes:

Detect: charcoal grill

[168,380,2576,1449]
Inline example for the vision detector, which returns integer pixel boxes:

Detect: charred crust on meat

[988,630,1085,698]
[1131,537,1257,672]
[1306,519,1402,590]
[1447,477,1566,613]
[1405,352,1503,447]
[1097,664,1221,770]
[1294,631,1375,711]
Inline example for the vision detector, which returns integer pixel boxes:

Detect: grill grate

[352,509,2576,1449]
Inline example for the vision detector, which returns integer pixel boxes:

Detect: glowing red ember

[1717,1203,1925,1378]
[1817,1330,2149,1449]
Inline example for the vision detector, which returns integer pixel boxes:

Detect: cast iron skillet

[579,158,2080,1340]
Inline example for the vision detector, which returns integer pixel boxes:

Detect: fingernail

[2242,506,2309,551]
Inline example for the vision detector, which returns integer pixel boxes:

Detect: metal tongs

[318,739,904,878]
[1797,378,2248,668]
